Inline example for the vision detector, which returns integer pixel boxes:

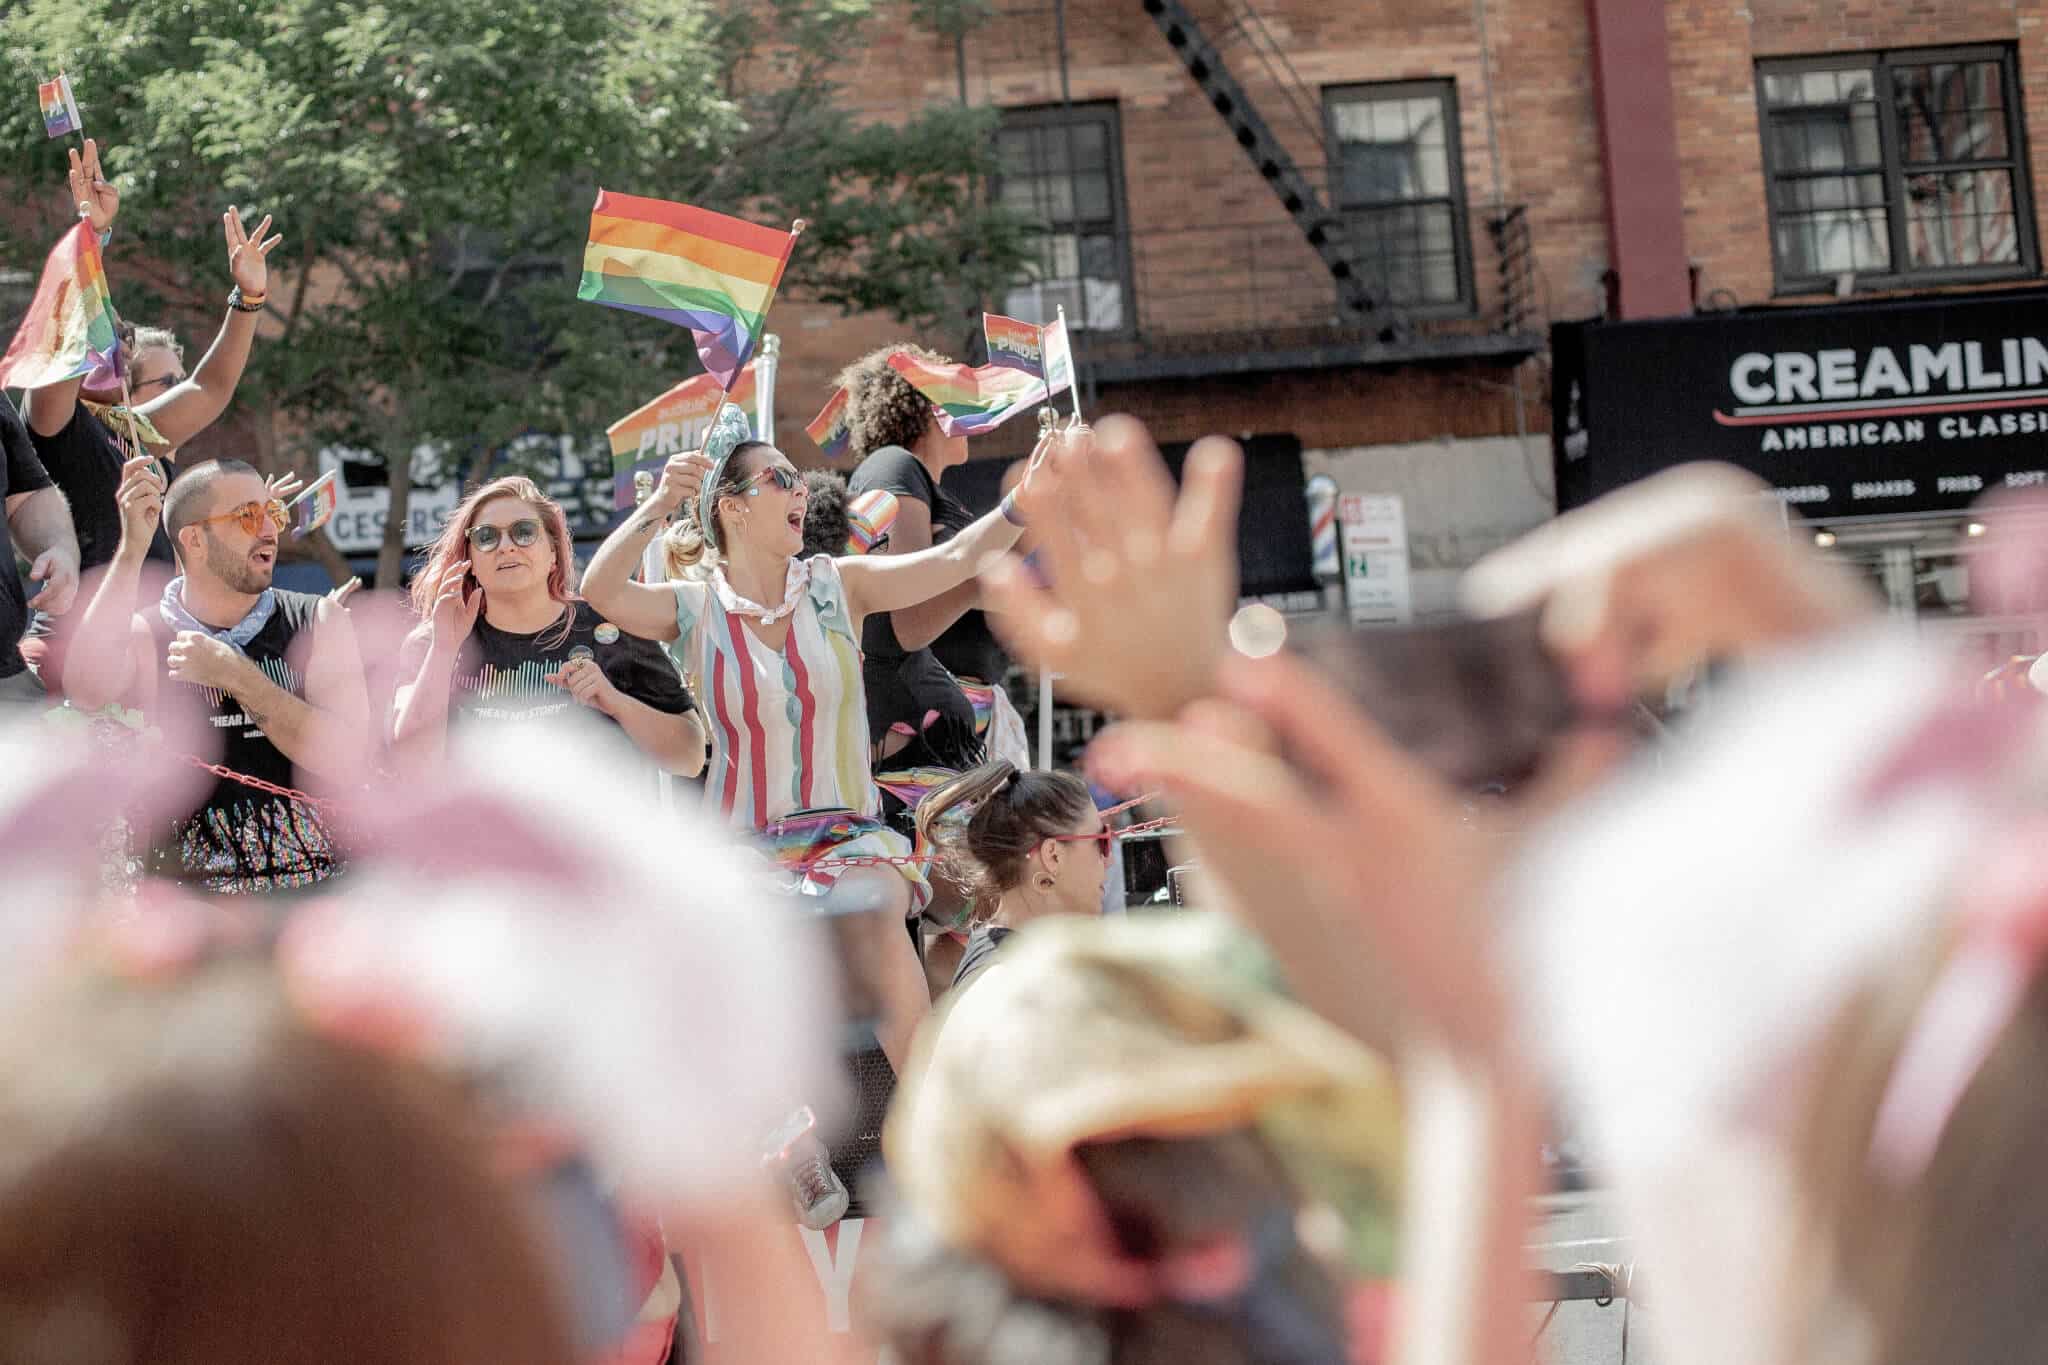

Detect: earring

[1035,875,1056,891]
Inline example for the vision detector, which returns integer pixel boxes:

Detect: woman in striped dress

[581,406,1055,1069]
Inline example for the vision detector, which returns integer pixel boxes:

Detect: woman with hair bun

[915,759,1114,993]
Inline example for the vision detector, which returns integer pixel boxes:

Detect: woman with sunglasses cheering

[913,760,1114,996]
[392,477,705,781]
[580,406,1061,1072]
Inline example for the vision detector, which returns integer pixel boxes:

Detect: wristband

[97,227,112,248]
[1000,489,1026,528]
[227,286,266,313]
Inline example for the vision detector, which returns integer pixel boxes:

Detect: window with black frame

[995,104,1132,333]
[1324,79,1472,312]
[1758,46,2036,291]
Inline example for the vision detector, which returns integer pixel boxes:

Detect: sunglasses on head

[197,498,289,537]
[466,518,544,552]
[738,465,802,496]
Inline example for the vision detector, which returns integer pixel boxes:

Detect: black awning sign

[1554,289,2048,518]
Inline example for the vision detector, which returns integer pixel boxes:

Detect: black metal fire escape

[1140,0,1388,330]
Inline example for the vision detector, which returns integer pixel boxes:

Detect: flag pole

[1057,304,1082,424]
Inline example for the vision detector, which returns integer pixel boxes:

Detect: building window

[1759,46,2036,292]
[995,103,1132,332]
[1324,80,1472,312]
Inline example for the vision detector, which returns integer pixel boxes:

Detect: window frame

[1756,43,2039,295]
[991,101,1137,336]
[1322,77,1476,318]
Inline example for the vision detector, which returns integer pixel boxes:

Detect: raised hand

[1460,462,1873,709]
[325,577,362,609]
[426,560,482,653]
[68,138,118,236]
[986,415,1241,721]
[651,450,712,517]
[266,471,306,504]
[114,455,167,549]
[223,206,283,299]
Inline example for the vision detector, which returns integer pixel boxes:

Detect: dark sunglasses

[196,498,289,537]
[740,465,802,496]
[133,370,185,396]
[1050,828,1117,857]
[466,518,543,552]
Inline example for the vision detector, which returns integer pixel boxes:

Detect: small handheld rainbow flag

[38,75,81,139]
[578,190,798,393]
[885,350,1044,438]
[0,220,122,392]
[983,311,1073,401]
[604,362,758,510]
[805,386,852,460]
[288,470,341,539]
[846,489,900,554]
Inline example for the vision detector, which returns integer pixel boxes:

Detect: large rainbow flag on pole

[604,362,758,510]
[578,191,798,392]
[0,220,123,392]
[886,350,1046,438]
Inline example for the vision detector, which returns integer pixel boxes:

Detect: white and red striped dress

[668,556,929,909]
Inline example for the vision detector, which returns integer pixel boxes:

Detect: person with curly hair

[800,469,852,561]
[838,343,1003,777]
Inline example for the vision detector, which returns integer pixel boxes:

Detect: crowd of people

[10,136,2048,1365]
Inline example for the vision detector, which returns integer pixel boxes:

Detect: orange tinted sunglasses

[195,498,290,536]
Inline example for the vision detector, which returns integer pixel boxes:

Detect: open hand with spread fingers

[985,415,1241,721]
[224,206,283,300]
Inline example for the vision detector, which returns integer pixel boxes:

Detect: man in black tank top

[63,456,369,892]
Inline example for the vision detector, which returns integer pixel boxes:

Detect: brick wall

[1671,0,2048,308]
[770,0,1610,467]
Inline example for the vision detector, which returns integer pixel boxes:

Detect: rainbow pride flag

[38,75,80,139]
[983,311,1073,400]
[885,350,1045,438]
[578,191,795,392]
[805,386,852,460]
[846,489,900,554]
[0,221,122,392]
[604,362,757,510]
[289,470,341,539]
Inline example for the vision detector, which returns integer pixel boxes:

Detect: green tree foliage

[0,0,1033,583]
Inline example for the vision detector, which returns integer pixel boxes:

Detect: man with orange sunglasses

[64,456,368,892]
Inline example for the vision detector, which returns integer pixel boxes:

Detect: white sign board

[315,450,464,555]
[1338,493,1413,627]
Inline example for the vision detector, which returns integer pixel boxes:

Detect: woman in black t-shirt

[839,343,995,775]
[392,476,705,779]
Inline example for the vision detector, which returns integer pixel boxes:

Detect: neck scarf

[710,558,812,626]
[160,575,277,655]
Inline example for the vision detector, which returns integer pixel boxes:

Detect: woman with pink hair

[392,476,704,779]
